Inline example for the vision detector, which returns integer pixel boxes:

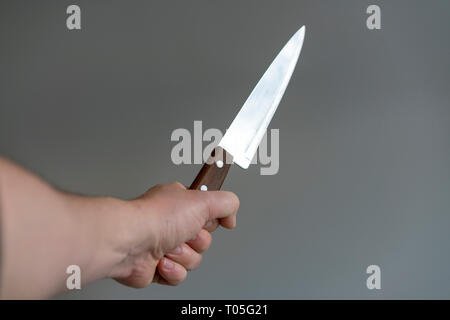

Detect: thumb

[192,190,240,229]
[132,182,240,253]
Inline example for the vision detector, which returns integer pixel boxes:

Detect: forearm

[0,157,131,298]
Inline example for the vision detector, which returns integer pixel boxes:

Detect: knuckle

[186,252,202,270]
[199,199,211,218]
[203,233,212,250]
[173,271,187,285]
[169,181,185,189]
[197,231,212,252]
[193,254,203,269]
[163,268,187,286]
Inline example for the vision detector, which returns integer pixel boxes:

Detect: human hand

[108,182,239,288]
[0,156,240,298]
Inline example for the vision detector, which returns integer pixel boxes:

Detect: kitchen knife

[189,26,306,191]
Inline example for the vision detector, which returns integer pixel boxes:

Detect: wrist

[88,196,161,280]
[61,194,138,282]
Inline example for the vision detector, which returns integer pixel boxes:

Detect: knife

[189,26,306,191]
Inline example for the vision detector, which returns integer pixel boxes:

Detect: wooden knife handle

[189,147,233,191]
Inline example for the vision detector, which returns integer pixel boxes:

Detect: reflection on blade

[219,26,305,169]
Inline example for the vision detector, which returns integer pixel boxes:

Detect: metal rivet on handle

[216,160,224,168]
[200,185,208,191]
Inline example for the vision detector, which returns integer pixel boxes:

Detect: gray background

[1,0,449,299]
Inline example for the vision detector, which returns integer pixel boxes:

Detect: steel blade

[218,26,305,169]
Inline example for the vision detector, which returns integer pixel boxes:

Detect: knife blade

[190,26,305,191]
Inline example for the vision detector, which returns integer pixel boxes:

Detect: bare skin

[0,157,239,299]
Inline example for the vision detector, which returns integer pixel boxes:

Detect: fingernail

[171,245,183,255]
[190,234,199,241]
[163,258,175,270]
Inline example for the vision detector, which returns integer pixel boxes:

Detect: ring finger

[165,243,203,271]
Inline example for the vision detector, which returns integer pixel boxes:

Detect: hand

[0,156,240,298]
[108,182,239,288]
